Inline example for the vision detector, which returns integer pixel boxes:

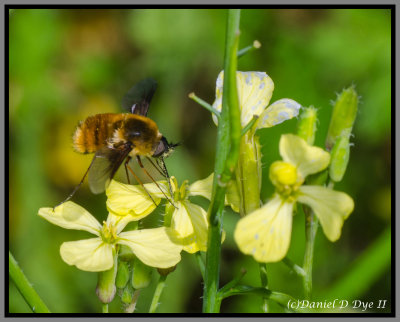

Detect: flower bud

[131,258,153,289]
[325,86,358,150]
[269,161,298,187]
[329,135,350,182]
[123,289,140,313]
[121,283,135,304]
[115,260,130,289]
[96,249,118,303]
[297,106,317,145]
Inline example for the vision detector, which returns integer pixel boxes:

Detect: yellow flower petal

[39,201,101,236]
[60,238,114,272]
[234,194,293,263]
[212,71,275,127]
[188,173,213,200]
[171,201,194,237]
[279,134,330,178]
[106,180,165,218]
[183,202,209,252]
[257,99,301,129]
[106,212,137,234]
[189,173,239,212]
[171,201,209,253]
[298,186,354,241]
[118,227,182,268]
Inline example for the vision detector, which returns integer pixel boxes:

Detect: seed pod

[326,86,358,151]
[329,135,350,182]
[297,106,318,145]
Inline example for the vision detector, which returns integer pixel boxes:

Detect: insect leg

[145,156,166,177]
[124,156,131,184]
[124,158,158,207]
[53,156,94,209]
[156,157,175,207]
[136,156,177,208]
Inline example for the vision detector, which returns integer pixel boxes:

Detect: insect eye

[153,137,168,157]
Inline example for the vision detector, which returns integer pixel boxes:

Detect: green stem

[259,263,269,312]
[195,252,205,280]
[237,40,261,58]
[302,206,318,299]
[188,93,220,119]
[149,274,167,313]
[219,285,297,311]
[220,27,241,183]
[102,303,108,313]
[259,263,268,287]
[124,289,141,313]
[297,113,318,300]
[202,9,241,313]
[219,269,246,294]
[202,201,224,313]
[241,115,259,137]
[282,257,306,277]
[9,251,50,313]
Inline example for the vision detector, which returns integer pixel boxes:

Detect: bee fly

[56,78,178,208]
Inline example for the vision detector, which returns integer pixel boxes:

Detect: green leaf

[9,251,51,313]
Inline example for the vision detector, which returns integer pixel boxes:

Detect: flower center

[179,180,189,201]
[170,177,189,201]
[101,221,118,244]
[269,161,303,198]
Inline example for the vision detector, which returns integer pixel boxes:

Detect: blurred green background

[9,8,391,313]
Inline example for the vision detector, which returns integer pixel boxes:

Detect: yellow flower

[212,71,301,129]
[234,134,354,263]
[189,173,240,213]
[105,180,168,218]
[106,175,237,253]
[38,201,182,272]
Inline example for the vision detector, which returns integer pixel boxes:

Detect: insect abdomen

[73,113,124,154]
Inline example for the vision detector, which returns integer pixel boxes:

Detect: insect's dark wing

[121,78,157,116]
[88,144,132,194]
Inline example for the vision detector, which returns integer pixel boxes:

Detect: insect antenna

[136,156,177,208]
